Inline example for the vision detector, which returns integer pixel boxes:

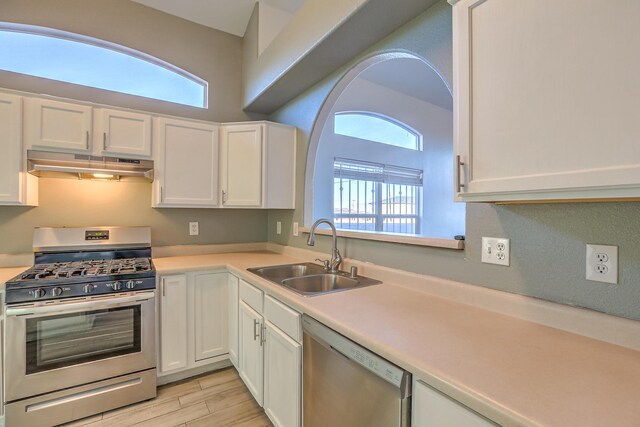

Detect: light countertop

[3,251,639,426]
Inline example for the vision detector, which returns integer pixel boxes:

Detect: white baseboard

[157,359,232,386]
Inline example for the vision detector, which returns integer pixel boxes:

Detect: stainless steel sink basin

[248,262,327,283]
[247,263,381,296]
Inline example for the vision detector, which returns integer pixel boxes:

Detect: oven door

[5,291,156,402]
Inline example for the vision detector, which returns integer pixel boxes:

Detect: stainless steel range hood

[27,150,154,182]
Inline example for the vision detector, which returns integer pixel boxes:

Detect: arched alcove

[304,51,465,240]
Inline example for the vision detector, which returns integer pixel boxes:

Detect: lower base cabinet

[263,320,301,427]
[239,299,265,405]
[237,280,302,427]
[158,271,229,376]
[412,379,496,427]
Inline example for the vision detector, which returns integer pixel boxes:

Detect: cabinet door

[159,274,189,373]
[228,274,239,368]
[264,321,301,427]
[412,380,495,427]
[452,0,640,202]
[0,94,23,204]
[154,118,219,207]
[239,300,264,406]
[220,124,263,207]
[25,98,92,152]
[97,108,152,157]
[193,272,228,362]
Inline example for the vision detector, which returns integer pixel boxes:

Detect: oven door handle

[5,291,155,317]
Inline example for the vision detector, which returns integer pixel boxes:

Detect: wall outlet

[293,222,299,237]
[586,244,618,284]
[276,221,282,235]
[481,237,510,266]
[189,222,199,236]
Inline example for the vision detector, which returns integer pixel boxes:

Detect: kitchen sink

[247,263,381,296]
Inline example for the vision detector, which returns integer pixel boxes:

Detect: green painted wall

[266,1,640,320]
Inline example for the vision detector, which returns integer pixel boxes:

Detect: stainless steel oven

[4,291,156,426]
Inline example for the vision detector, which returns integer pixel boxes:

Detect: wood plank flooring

[58,368,273,427]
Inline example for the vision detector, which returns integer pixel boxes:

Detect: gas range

[4,226,157,427]
[5,227,156,304]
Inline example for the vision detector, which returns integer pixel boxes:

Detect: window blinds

[334,157,423,186]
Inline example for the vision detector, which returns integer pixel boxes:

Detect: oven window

[26,306,141,374]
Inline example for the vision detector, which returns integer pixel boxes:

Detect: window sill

[299,227,464,250]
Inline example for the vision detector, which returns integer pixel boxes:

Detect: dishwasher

[302,315,412,427]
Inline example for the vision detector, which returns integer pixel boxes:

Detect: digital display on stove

[85,230,110,241]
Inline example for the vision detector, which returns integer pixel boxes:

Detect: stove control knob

[33,288,46,299]
[51,287,63,297]
[83,284,96,294]
[112,281,123,291]
[126,280,136,290]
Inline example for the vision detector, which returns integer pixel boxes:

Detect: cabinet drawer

[264,295,301,342]
[239,279,263,313]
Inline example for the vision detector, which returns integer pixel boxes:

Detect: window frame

[0,22,208,108]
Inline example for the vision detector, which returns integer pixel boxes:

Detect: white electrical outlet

[481,237,510,266]
[276,221,282,235]
[293,222,299,236]
[189,222,199,236]
[586,244,618,284]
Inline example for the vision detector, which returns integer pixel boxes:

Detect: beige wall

[0,0,264,122]
[0,0,269,254]
[0,178,267,254]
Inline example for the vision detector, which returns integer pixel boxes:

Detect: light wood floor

[59,368,273,427]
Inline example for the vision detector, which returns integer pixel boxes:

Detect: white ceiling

[132,0,304,37]
[360,58,453,111]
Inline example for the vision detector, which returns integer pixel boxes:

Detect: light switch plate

[276,221,282,235]
[293,222,299,236]
[586,244,618,284]
[189,222,199,236]
[481,237,510,266]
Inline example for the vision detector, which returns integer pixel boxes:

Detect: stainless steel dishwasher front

[302,315,412,427]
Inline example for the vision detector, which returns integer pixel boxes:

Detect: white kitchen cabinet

[220,121,296,208]
[158,271,230,377]
[24,98,92,152]
[228,274,239,368]
[239,300,264,405]
[0,93,29,206]
[159,274,189,373]
[412,380,495,427]
[153,117,219,208]
[451,0,640,202]
[264,320,301,427]
[193,272,229,362]
[96,108,152,158]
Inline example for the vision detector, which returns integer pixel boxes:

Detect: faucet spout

[307,219,343,272]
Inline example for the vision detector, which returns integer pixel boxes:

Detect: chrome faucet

[307,218,343,272]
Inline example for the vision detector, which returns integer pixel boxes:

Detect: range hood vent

[27,150,154,182]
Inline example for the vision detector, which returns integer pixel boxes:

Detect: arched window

[0,23,207,108]
[334,111,422,150]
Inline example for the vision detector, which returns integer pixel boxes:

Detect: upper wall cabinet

[451,0,640,202]
[153,117,220,208]
[0,94,24,204]
[220,122,296,209]
[95,108,152,158]
[24,98,92,153]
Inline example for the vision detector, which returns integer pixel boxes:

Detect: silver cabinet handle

[260,323,266,346]
[253,319,260,341]
[103,132,107,151]
[456,155,465,193]
[160,186,164,202]
[221,190,227,204]
[85,131,90,149]
[162,280,166,297]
